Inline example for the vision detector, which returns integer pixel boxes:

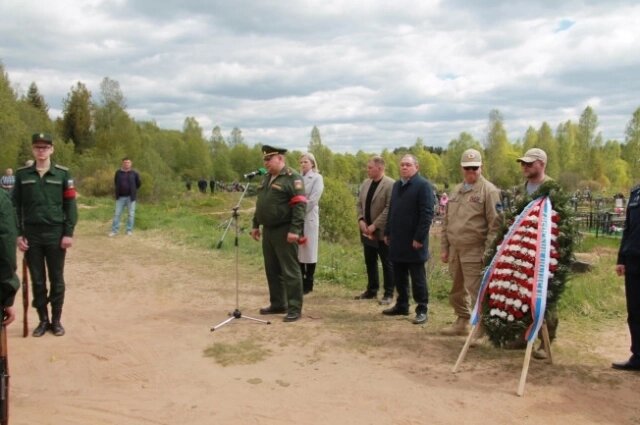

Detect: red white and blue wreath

[470,181,576,347]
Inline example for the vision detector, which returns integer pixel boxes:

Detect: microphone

[243,167,267,179]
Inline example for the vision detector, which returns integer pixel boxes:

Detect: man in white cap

[440,148,502,337]
[517,148,551,195]
[515,147,559,359]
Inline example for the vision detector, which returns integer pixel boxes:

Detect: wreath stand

[452,320,553,397]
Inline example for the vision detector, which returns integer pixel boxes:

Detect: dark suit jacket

[385,173,434,263]
[357,175,395,241]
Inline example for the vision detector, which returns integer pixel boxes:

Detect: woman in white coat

[298,153,324,294]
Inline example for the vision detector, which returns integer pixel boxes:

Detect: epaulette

[16,165,32,171]
[54,164,69,171]
[285,167,293,176]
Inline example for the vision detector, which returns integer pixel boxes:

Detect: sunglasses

[520,161,535,168]
[463,166,479,171]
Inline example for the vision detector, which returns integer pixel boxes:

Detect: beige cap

[460,149,482,167]
[517,148,547,164]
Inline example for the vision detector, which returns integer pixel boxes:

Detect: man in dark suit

[355,156,395,304]
[383,154,434,325]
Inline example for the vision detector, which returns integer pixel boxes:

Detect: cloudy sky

[1,0,639,152]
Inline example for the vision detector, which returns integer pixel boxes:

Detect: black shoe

[50,321,65,336]
[378,296,393,305]
[382,306,409,316]
[259,306,287,315]
[303,287,313,295]
[354,291,377,300]
[413,312,428,324]
[32,321,50,337]
[283,312,300,322]
[611,359,640,371]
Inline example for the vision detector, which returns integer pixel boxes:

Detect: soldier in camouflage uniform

[13,133,78,337]
[251,145,306,322]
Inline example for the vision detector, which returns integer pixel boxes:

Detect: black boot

[32,307,50,337]
[303,278,313,295]
[50,306,65,336]
[303,263,316,294]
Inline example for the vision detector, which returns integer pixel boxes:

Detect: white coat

[298,169,324,263]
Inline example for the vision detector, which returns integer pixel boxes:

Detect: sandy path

[7,223,640,425]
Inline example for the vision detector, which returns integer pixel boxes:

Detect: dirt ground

[8,222,640,425]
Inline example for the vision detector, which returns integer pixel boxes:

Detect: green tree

[0,62,26,170]
[308,126,333,177]
[319,176,358,243]
[624,107,640,181]
[537,122,559,178]
[25,82,49,114]
[60,82,94,152]
[178,117,211,180]
[484,110,519,188]
[444,132,482,185]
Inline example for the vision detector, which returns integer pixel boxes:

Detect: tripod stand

[211,181,271,331]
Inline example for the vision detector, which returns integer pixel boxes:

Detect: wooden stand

[453,321,553,397]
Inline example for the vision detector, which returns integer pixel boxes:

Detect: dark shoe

[50,321,65,336]
[382,306,409,316]
[303,286,313,295]
[32,321,50,337]
[378,296,393,305]
[259,306,287,315]
[532,347,548,360]
[413,312,428,324]
[354,291,377,300]
[611,359,640,371]
[283,312,300,322]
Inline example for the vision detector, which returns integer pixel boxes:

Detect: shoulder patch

[16,165,31,171]
[294,179,303,190]
[54,164,69,171]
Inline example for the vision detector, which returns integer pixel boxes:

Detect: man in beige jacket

[440,149,502,336]
[355,156,395,304]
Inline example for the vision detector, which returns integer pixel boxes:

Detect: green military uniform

[252,146,306,317]
[0,190,19,310]
[13,133,78,336]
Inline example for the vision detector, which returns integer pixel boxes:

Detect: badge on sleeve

[294,179,303,190]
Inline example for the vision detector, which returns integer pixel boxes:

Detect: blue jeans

[111,196,136,233]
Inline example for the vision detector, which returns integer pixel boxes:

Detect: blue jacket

[114,169,141,201]
[385,173,434,263]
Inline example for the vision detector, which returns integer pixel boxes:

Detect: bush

[319,176,359,243]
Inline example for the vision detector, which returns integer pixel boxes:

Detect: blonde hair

[301,152,319,171]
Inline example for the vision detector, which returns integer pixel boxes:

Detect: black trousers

[624,260,640,359]
[363,241,394,297]
[393,262,428,314]
[25,235,66,310]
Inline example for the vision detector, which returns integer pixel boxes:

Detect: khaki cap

[460,149,482,167]
[518,148,547,164]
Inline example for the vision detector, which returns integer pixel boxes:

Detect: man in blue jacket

[109,157,141,237]
[383,154,434,324]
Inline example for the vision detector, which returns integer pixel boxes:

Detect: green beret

[262,145,287,159]
[32,133,53,145]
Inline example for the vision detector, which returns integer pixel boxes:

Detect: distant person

[251,145,306,322]
[197,178,207,193]
[438,191,448,216]
[185,179,192,191]
[355,156,395,304]
[612,185,640,371]
[298,153,324,294]
[440,149,502,338]
[383,154,434,325]
[13,133,78,337]
[209,178,216,193]
[0,168,14,193]
[109,157,141,237]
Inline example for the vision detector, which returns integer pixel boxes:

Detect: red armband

[289,195,307,207]
[63,179,77,200]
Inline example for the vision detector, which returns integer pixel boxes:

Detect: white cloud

[1,0,639,152]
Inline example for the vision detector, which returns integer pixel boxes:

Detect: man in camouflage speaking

[251,145,307,322]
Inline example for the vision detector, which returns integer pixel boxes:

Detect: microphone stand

[211,177,271,331]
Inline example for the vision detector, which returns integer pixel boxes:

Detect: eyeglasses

[463,166,479,171]
[520,161,535,168]
[32,145,51,151]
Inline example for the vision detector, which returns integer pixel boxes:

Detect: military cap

[262,145,287,159]
[32,133,53,145]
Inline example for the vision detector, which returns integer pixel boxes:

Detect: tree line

[2,62,640,204]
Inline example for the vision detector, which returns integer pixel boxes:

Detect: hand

[440,251,449,263]
[616,264,625,277]
[359,220,368,234]
[60,236,74,249]
[2,306,16,326]
[250,228,261,241]
[366,224,376,235]
[17,236,29,252]
[286,232,299,243]
[412,240,423,250]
